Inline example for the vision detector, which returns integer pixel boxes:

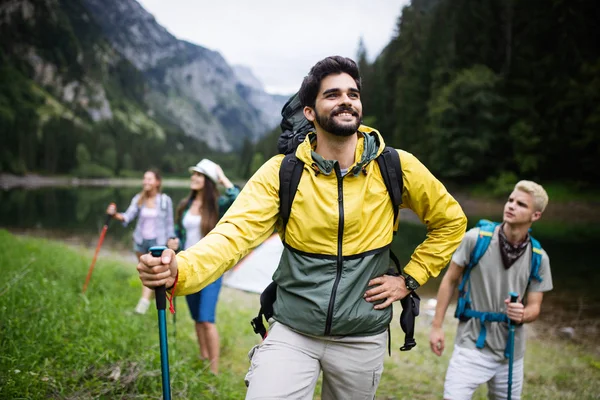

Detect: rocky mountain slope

[1,0,286,161]
[81,0,287,151]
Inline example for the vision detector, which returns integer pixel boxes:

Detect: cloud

[137,0,408,94]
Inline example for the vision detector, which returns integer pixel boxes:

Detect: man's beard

[314,106,361,137]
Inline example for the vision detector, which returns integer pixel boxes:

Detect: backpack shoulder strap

[458,221,497,293]
[279,153,304,232]
[254,153,304,340]
[469,221,497,268]
[160,193,168,211]
[375,146,403,228]
[529,236,543,283]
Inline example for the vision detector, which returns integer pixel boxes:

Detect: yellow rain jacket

[175,127,466,336]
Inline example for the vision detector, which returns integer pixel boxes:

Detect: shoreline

[2,173,599,223]
[0,172,190,190]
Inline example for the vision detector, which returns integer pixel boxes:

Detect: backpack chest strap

[462,309,512,356]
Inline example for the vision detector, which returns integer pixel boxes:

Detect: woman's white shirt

[182,211,202,250]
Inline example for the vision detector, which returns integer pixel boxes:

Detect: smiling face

[503,189,542,226]
[304,73,362,137]
[190,171,206,191]
[142,171,160,193]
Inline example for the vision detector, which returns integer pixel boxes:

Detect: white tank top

[139,206,158,240]
[182,211,202,250]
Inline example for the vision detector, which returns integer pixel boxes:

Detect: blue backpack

[454,219,543,357]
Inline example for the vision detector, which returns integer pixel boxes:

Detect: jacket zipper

[325,164,344,335]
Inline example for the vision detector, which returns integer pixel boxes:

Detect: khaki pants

[245,322,387,400]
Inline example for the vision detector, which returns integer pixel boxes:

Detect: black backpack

[251,92,420,352]
[277,93,312,156]
[277,93,404,232]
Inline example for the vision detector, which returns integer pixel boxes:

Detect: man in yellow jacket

[137,55,467,399]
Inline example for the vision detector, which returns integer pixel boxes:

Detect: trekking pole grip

[155,286,167,310]
[509,291,519,323]
[105,202,116,225]
[149,246,168,311]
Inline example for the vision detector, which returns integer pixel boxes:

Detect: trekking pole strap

[251,312,268,339]
[399,292,420,351]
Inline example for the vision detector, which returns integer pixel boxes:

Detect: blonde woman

[107,169,177,314]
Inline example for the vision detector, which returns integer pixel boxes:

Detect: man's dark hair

[298,56,362,109]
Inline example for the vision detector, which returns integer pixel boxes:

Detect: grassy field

[1,230,599,399]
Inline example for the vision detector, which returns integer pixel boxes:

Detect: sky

[136,0,409,95]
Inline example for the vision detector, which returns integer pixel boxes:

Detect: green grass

[1,229,599,399]
[0,230,256,399]
[379,318,600,400]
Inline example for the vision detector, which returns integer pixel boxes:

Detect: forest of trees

[247,0,599,190]
[362,0,599,186]
[2,0,598,189]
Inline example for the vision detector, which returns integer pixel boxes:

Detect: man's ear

[304,106,315,122]
[531,211,542,222]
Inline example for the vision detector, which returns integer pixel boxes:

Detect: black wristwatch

[403,274,420,292]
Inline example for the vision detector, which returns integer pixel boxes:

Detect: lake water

[1,185,598,331]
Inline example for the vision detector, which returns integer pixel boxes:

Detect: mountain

[80,0,286,151]
[0,0,285,177]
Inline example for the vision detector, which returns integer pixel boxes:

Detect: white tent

[223,233,283,294]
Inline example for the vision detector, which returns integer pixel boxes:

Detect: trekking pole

[507,291,518,400]
[149,246,171,400]
[82,203,115,293]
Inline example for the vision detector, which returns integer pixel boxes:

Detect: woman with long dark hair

[106,169,177,314]
[174,159,239,374]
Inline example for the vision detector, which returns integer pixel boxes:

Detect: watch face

[406,277,419,291]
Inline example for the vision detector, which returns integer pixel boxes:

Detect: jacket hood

[295,125,386,175]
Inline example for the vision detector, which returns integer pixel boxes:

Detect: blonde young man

[429,181,553,400]
[138,56,467,400]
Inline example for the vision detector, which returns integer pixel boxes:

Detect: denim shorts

[185,276,223,323]
[133,238,158,254]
